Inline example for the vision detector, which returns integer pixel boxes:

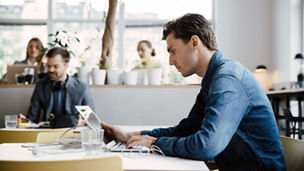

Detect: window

[0,0,213,84]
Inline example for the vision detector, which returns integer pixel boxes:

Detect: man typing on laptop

[100,13,285,170]
[18,47,95,128]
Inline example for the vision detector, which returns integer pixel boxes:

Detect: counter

[0,84,201,128]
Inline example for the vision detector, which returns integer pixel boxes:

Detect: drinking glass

[5,114,18,128]
[81,128,104,155]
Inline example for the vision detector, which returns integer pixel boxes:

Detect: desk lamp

[253,65,271,91]
[295,53,304,86]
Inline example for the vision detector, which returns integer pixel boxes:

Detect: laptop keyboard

[106,141,149,152]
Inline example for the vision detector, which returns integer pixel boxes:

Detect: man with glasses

[19,47,94,128]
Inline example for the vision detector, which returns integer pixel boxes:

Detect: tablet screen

[75,105,102,130]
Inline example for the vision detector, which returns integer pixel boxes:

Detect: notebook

[7,65,39,84]
[75,105,149,152]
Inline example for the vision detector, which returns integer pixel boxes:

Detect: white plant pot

[136,69,148,85]
[123,70,138,85]
[107,69,123,85]
[77,67,91,84]
[91,69,106,85]
[147,68,162,85]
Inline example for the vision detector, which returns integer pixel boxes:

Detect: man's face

[166,33,198,77]
[47,54,69,82]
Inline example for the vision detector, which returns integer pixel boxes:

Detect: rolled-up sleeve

[144,75,249,160]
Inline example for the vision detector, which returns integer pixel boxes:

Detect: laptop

[7,65,39,84]
[75,105,149,152]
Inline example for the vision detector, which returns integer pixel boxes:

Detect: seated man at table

[19,47,94,128]
[101,13,286,170]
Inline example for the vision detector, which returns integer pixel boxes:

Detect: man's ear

[64,62,69,69]
[190,35,199,49]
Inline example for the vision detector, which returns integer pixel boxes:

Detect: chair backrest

[0,128,69,143]
[283,108,294,121]
[36,129,79,143]
[0,155,123,171]
[280,136,304,171]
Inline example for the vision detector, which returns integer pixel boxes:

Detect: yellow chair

[36,129,80,143]
[0,155,123,171]
[280,136,304,171]
[0,128,69,143]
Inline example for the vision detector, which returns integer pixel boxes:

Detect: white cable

[150,145,165,157]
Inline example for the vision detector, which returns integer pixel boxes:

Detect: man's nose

[48,67,54,72]
[169,55,175,66]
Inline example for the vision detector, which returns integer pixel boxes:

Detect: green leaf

[58,41,63,47]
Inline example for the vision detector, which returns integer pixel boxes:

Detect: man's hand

[101,122,140,144]
[77,114,86,126]
[126,135,157,148]
[17,113,30,127]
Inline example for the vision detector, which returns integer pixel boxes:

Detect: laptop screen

[75,105,102,130]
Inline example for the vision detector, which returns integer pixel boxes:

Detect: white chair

[0,155,123,171]
[280,136,304,171]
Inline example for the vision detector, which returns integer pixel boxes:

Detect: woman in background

[137,40,156,67]
[135,40,169,84]
[1,38,45,83]
[14,37,43,65]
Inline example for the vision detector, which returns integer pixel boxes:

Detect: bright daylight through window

[0,0,213,84]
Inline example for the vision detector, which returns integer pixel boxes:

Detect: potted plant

[146,59,162,85]
[122,70,138,85]
[77,61,91,84]
[91,65,106,85]
[105,60,123,85]
[134,59,148,85]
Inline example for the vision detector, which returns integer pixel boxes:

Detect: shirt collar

[201,50,223,88]
[26,59,38,65]
[51,74,70,89]
[64,74,70,88]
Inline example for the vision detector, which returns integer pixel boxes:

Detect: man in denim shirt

[102,13,286,170]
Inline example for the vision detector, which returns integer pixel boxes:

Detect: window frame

[0,0,215,72]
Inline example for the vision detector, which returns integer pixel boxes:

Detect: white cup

[81,128,104,155]
[5,114,18,128]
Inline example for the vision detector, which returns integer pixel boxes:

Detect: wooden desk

[0,143,208,171]
[267,88,304,138]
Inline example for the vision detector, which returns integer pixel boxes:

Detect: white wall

[215,0,303,85]
[216,0,274,74]
[272,0,291,83]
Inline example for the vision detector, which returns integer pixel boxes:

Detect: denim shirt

[142,51,286,170]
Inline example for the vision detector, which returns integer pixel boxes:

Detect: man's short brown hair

[162,13,217,51]
[46,47,70,63]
